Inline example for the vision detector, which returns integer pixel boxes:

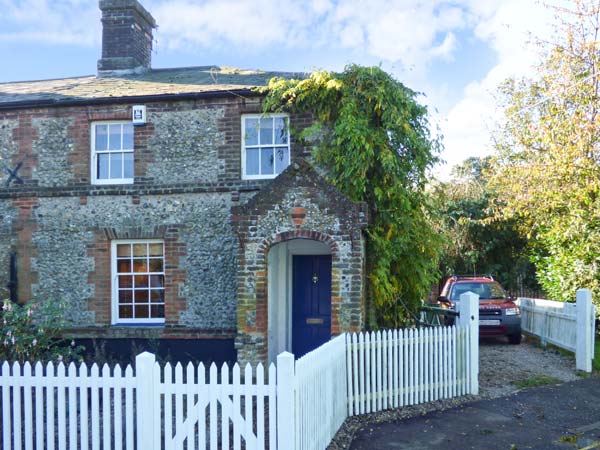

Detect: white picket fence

[0,357,277,450]
[0,294,480,450]
[293,334,348,450]
[346,326,471,416]
[517,288,596,372]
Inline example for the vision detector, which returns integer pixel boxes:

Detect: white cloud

[149,0,469,69]
[0,0,98,45]
[437,0,554,175]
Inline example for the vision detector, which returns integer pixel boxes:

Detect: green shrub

[0,299,84,364]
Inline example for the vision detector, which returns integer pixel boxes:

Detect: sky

[0,0,555,176]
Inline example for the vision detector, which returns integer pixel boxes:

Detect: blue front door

[292,255,332,358]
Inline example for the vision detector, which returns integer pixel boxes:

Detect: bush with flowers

[0,299,84,363]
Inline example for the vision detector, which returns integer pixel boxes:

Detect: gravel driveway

[479,335,578,398]
[329,334,583,449]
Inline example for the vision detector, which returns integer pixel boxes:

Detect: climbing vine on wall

[259,65,443,328]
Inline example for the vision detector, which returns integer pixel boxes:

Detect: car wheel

[508,333,522,345]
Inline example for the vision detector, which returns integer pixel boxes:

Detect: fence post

[277,351,295,450]
[576,289,593,373]
[136,352,157,450]
[458,292,479,395]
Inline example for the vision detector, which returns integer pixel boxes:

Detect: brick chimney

[97,0,157,75]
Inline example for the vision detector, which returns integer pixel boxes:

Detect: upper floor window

[111,240,165,325]
[242,114,290,180]
[91,122,134,185]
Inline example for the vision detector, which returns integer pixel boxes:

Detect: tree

[433,157,538,295]
[491,0,600,302]
[260,65,443,327]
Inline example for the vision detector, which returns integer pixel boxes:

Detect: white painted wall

[267,238,331,363]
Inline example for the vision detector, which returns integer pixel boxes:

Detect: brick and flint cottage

[0,0,368,365]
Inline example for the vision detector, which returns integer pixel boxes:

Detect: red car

[438,275,522,344]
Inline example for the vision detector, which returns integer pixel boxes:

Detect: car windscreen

[449,282,506,300]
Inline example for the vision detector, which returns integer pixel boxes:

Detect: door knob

[312,274,318,284]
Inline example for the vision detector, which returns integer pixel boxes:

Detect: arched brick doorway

[230,159,368,365]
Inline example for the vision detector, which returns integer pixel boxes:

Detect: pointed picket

[185,362,196,450]
[232,363,241,450]
[358,332,365,414]
[46,361,56,450]
[221,363,231,450]
[2,361,11,450]
[174,363,184,449]
[209,363,218,450]
[66,363,77,450]
[22,362,33,450]
[243,363,255,450]
[194,362,205,450]
[113,364,123,450]
[268,362,277,450]
[34,361,45,450]
[124,365,134,450]
[163,363,173,450]
[256,363,265,450]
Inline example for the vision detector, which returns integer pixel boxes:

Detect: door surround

[267,238,331,363]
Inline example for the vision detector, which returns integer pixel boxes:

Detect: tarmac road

[349,377,600,450]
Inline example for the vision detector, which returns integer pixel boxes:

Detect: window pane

[118,275,132,289]
[134,290,149,303]
[149,243,163,256]
[133,244,147,257]
[117,244,131,257]
[134,304,149,319]
[133,259,147,273]
[246,148,259,176]
[97,154,109,179]
[244,118,259,146]
[108,124,122,150]
[95,125,108,151]
[275,147,290,174]
[118,290,132,303]
[117,259,131,273]
[119,305,133,319]
[259,117,273,144]
[260,147,274,175]
[150,305,165,318]
[274,117,288,144]
[110,153,123,179]
[122,124,134,149]
[134,275,149,288]
[149,259,163,273]
[150,275,164,287]
[150,289,164,303]
[123,153,134,179]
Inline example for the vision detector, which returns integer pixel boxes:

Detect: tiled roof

[0,66,304,107]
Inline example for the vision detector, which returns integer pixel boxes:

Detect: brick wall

[0,95,366,361]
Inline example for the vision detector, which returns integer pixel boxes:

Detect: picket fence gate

[517,288,596,372]
[0,294,480,450]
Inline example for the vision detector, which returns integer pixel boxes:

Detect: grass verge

[515,375,561,389]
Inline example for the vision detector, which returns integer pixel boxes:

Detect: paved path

[349,377,600,450]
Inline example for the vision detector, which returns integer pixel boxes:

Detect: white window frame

[91,121,135,185]
[241,113,291,180]
[110,239,165,325]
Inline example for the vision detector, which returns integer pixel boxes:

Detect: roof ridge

[0,74,96,86]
